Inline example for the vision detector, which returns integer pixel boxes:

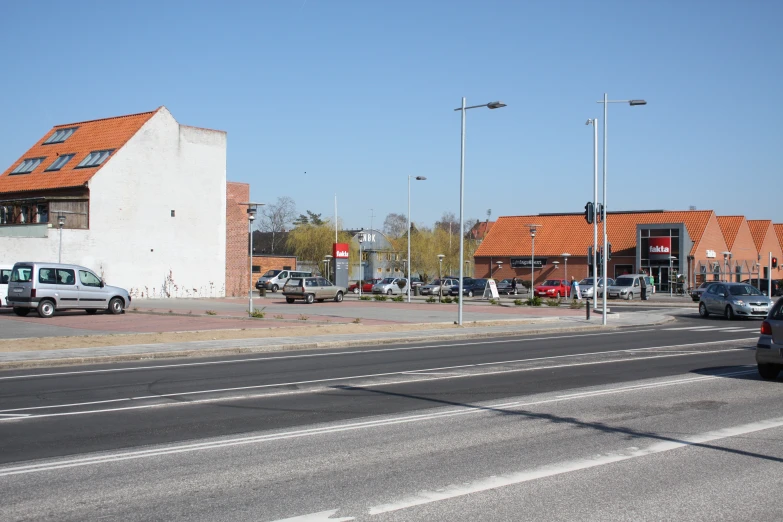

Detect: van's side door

[78,270,109,309]
[38,267,79,309]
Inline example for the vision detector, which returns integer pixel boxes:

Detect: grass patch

[359,295,371,301]
[513,299,524,306]
[298,314,309,321]
[392,295,404,302]
[488,298,498,305]
[373,295,388,302]
[274,314,284,319]
[426,296,437,303]
[353,317,361,324]
[569,299,585,309]
[443,296,453,303]
[525,297,542,307]
[545,298,562,307]
[205,310,217,315]
[249,307,266,318]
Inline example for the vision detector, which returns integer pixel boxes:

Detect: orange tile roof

[716,216,744,250]
[0,109,159,194]
[475,210,714,258]
[747,219,771,251]
[775,224,783,251]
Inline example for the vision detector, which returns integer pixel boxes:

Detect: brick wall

[225,182,250,297]
[252,255,297,276]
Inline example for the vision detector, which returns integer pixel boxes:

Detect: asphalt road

[1,316,780,521]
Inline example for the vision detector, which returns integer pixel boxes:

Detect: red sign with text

[648,237,671,260]
[333,243,350,259]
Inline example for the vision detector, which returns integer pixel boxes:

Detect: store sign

[333,243,350,259]
[510,257,547,269]
[705,250,716,258]
[332,243,349,288]
[648,237,671,260]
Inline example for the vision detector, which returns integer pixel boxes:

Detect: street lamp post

[438,254,445,303]
[241,202,264,315]
[454,98,507,325]
[408,175,427,302]
[561,253,571,299]
[324,255,333,282]
[57,214,66,263]
[721,251,731,282]
[358,234,364,298]
[597,94,646,324]
[586,118,598,305]
[527,224,542,296]
[670,255,678,296]
[495,260,503,278]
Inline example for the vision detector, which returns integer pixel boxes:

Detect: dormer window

[76,149,114,168]
[45,154,75,172]
[43,127,78,145]
[10,157,45,175]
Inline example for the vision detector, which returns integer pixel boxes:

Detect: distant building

[349,229,404,281]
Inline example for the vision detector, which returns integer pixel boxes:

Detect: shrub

[488,298,498,305]
[249,307,266,318]
[525,297,542,307]
[374,295,388,302]
[569,299,585,309]
[513,299,524,306]
[545,298,562,307]
[274,314,284,319]
[392,295,404,302]
[298,314,309,321]
[359,295,371,301]
[426,296,437,303]
[452,296,460,304]
[205,310,217,315]
[353,317,361,324]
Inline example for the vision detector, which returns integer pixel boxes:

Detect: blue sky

[1,0,781,230]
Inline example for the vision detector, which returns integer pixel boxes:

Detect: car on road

[534,279,570,298]
[496,278,528,295]
[420,278,458,296]
[698,282,772,320]
[604,274,646,300]
[371,277,408,295]
[741,278,782,297]
[348,279,381,294]
[283,277,345,304]
[6,262,130,318]
[0,264,11,307]
[256,270,312,293]
[579,277,614,299]
[450,278,489,298]
[756,297,783,380]
[690,281,716,302]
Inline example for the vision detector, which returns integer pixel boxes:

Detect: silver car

[7,262,130,318]
[421,278,458,296]
[580,277,614,299]
[283,277,345,304]
[756,297,783,380]
[604,274,646,300]
[372,277,408,295]
[698,282,773,320]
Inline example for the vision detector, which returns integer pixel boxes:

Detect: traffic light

[587,246,593,265]
[584,202,594,224]
[596,203,604,223]
[607,243,612,260]
[773,257,779,269]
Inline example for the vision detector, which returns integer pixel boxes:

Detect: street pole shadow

[331,384,783,463]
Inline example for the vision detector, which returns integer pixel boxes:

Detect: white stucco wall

[0,108,227,297]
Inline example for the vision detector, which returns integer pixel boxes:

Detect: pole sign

[333,243,350,288]
[511,257,547,269]
[648,237,671,261]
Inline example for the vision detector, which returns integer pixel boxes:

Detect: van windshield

[11,266,33,283]
[615,277,634,286]
[263,270,282,277]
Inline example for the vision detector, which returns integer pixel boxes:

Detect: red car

[534,279,571,298]
[348,278,382,294]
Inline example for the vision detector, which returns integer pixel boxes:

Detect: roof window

[10,157,46,175]
[76,149,115,168]
[43,127,78,145]
[45,154,75,172]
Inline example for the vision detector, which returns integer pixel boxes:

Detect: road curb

[0,315,676,371]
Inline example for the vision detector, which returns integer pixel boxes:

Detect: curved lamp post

[408,176,427,302]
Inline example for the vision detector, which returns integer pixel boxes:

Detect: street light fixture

[454,98,507,325]
[57,214,66,263]
[324,255,333,283]
[596,94,647,324]
[241,202,265,315]
[495,260,503,278]
[722,251,732,282]
[561,253,571,299]
[438,254,445,303]
[408,175,427,302]
[527,224,542,296]
[358,234,364,297]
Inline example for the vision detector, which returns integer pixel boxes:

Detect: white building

[0,107,233,298]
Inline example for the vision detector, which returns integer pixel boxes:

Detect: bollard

[586,302,590,320]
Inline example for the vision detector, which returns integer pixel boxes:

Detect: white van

[0,264,12,307]
[256,269,312,293]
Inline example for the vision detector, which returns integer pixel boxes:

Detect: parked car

[409,277,424,289]
[534,279,570,298]
[0,264,11,307]
[756,297,783,380]
[283,276,345,304]
[698,282,773,320]
[256,270,312,293]
[421,278,458,296]
[579,277,614,299]
[497,278,528,295]
[348,278,382,294]
[372,277,408,295]
[604,274,647,300]
[450,278,489,297]
[690,281,716,302]
[6,262,130,318]
[741,278,783,297]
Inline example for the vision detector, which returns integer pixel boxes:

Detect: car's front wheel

[758,363,781,380]
[468,290,474,297]
[387,289,393,296]
[353,287,359,294]
[698,302,709,317]
[334,292,344,303]
[271,285,279,293]
[109,297,124,315]
[725,306,735,321]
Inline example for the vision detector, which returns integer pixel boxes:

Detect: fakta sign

[333,243,350,259]
[648,237,671,260]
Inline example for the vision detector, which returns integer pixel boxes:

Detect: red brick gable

[748,220,772,252]
[775,224,783,252]
[0,109,159,194]
[716,216,744,250]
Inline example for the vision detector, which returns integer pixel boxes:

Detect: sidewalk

[0,310,675,370]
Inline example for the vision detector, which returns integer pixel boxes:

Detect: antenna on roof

[689,205,696,211]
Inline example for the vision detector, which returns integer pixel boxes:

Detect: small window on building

[10,157,46,175]
[35,204,49,224]
[19,206,30,224]
[76,149,115,168]
[0,206,9,224]
[43,127,78,145]
[45,154,75,172]
[171,210,175,217]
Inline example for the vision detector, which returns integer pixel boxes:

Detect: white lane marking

[367,416,783,515]
[270,509,354,522]
[0,413,31,418]
[0,367,762,477]
[664,326,720,330]
[0,338,753,416]
[0,328,662,381]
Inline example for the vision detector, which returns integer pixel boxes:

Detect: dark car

[756,296,783,380]
[742,278,782,297]
[450,278,488,298]
[690,281,716,302]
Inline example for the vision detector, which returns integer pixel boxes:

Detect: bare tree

[383,212,408,238]
[258,196,297,254]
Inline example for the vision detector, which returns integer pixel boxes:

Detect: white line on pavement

[0,338,753,417]
[0,367,761,477]
[367,415,783,515]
